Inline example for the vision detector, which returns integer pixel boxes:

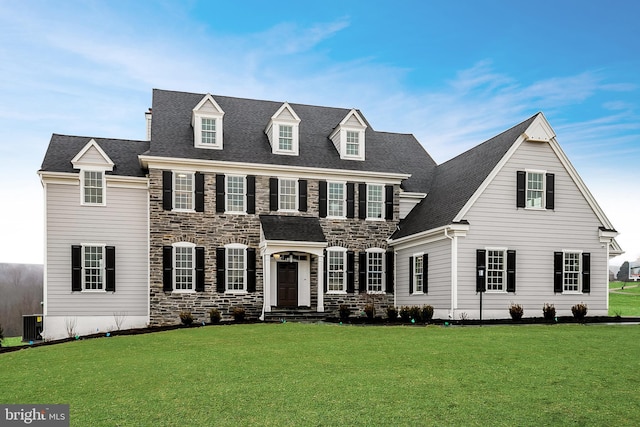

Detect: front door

[277,262,298,307]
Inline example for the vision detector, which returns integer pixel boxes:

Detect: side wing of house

[40,137,149,340]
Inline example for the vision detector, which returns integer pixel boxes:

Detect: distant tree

[617,261,630,282]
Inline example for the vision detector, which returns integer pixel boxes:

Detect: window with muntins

[527,172,544,208]
[564,252,580,292]
[367,251,384,292]
[414,255,424,293]
[328,182,345,217]
[174,245,194,291]
[279,179,297,210]
[174,173,194,210]
[327,249,346,292]
[201,118,217,145]
[83,245,103,290]
[346,131,360,156]
[367,184,384,219]
[279,125,293,151]
[487,250,505,291]
[83,171,104,204]
[226,176,246,213]
[227,247,245,291]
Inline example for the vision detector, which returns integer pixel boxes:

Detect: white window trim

[412,252,424,295]
[81,243,106,292]
[366,248,386,294]
[366,183,385,221]
[172,242,196,293]
[80,168,107,206]
[272,123,300,156]
[225,175,247,214]
[525,169,546,210]
[485,247,508,293]
[194,113,224,150]
[278,178,299,212]
[327,246,347,294]
[173,171,196,212]
[225,243,248,294]
[562,249,583,294]
[327,181,347,219]
[340,128,365,161]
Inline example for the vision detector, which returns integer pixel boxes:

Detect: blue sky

[0,0,638,266]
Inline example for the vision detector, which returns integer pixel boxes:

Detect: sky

[0,0,638,267]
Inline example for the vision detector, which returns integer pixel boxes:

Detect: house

[38,89,621,339]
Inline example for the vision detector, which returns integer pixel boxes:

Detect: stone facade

[149,169,399,325]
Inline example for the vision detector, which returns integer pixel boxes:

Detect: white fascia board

[38,171,79,185]
[399,191,427,200]
[139,155,410,184]
[106,175,149,189]
[259,240,327,256]
[340,109,367,128]
[191,93,225,121]
[388,223,469,250]
[271,102,301,123]
[38,170,148,189]
[71,139,115,170]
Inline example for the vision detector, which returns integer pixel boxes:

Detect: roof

[148,89,436,192]
[40,134,149,177]
[392,114,539,240]
[260,215,326,242]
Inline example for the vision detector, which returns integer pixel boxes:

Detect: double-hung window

[82,170,104,205]
[527,172,544,208]
[279,125,293,151]
[414,255,424,293]
[367,250,384,293]
[226,175,246,213]
[227,246,246,292]
[83,245,104,290]
[174,243,195,291]
[201,118,217,145]
[174,172,194,211]
[346,131,360,156]
[563,251,581,292]
[327,248,346,292]
[279,179,297,211]
[328,182,345,217]
[367,184,384,219]
[486,249,506,292]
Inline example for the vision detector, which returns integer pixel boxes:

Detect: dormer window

[266,103,300,156]
[329,109,367,161]
[346,131,360,156]
[71,139,114,206]
[192,94,224,150]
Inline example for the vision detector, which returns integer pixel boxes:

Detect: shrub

[509,303,524,321]
[0,323,4,347]
[232,307,246,322]
[409,306,422,322]
[363,303,375,320]
[179,311,194,326]
[399,306,411,322]
[386,306,399,321]
[208,308,222,324]
[338,304,350,321]
[542,303,556,322]
[422,305,434,322]
[571,303,588,321]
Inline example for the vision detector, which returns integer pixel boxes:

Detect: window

[83,245,104,290]
[327,249,346,292]
[279,125,293,151]
[487,250,506,291]
[83,170,104,205]
[201,118,217,145]
[414,255,424,293]
[527,172,544,208]
[174,244,194,291]
[563,251,581,292]
[367,184,384,219]
[226,175,246,213]
[346,131,360,156]
[279,179,297,211]
[227,247,246,292]
[174,172,194,211]
[367,250,384,293]
[328,182,345,217]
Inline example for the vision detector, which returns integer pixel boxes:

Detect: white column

[451,234,458,315]
[263,253,271,313]
[317,253,324,312]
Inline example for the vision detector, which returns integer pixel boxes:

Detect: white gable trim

[329,109,368,161]
[191,93,224,117]
[71,139,114,171]
[192,93,225,150]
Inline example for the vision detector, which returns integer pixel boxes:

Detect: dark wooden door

[277,263,298,307]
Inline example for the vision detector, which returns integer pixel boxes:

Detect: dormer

[71,139,114,171]
[71,139,114,206]
[265,102,301,156]
[192,93,225,150]
[329,109,367,161]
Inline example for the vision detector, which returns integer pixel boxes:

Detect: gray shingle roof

[148,89,436,192]
[40,134,149,177]
[391,114,539,240]
[260,215,326,242]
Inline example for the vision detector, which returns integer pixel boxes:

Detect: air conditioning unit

[22,315,43,342]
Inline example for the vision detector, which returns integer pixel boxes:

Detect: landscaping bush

[386,306,398,321]
[399,306,411,322]
[508,303,524,321]
[542,303,556,322]
[363,303,375,320]
[179,311,194,326]
[232,307,246,322]
[409,306,422,322]
[0,323,4,347]
[571,303,588,321]
[421,305,434,322]
[208,308,221,324]
[338,304,350,321]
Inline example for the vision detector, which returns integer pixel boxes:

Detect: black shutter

[195,172,205,212]
[346,183,355,218]
[216,248,226,293]
[269,178,278,211]
[215,174,225,213]
[71,245,82,291]
[476,249,486,293]
[516,171,526,208]
[546,173,555,210]
[162,171,173,211]
[299,180,307,212]
[358,183,367,219]
[319,181,327,218]
[423,254,429,294]
[385,251,394,293]
[347,251,355,293]
[582,252,591,293]
[163,246,173,292]
[195,247,205,292]
[385,185,394,220]
[554,252,563,293]
[247,248,256,292]
[246,175,256,214]
[358,252,367,293]
[408,256,414,295]
[323,249,327,293]
[105,246,116,292]
[506,250,516,292]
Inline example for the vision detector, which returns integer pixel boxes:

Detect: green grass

[609,281,640,316]
[0,336,23,347]
[1,323,640,426]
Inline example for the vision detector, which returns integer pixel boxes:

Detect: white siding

[345,115,362,127]
[456,140,608,317]
[76,145,108,164]
[275,108,295,121]
[45,178,148,317]
[198,99,219,114]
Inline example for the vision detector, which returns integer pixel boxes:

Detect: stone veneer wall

[149,169,400,325]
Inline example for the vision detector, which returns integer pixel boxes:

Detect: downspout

[444,227,457,320]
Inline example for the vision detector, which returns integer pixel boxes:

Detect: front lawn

[609,282,640,316]
[1,323,639,426]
